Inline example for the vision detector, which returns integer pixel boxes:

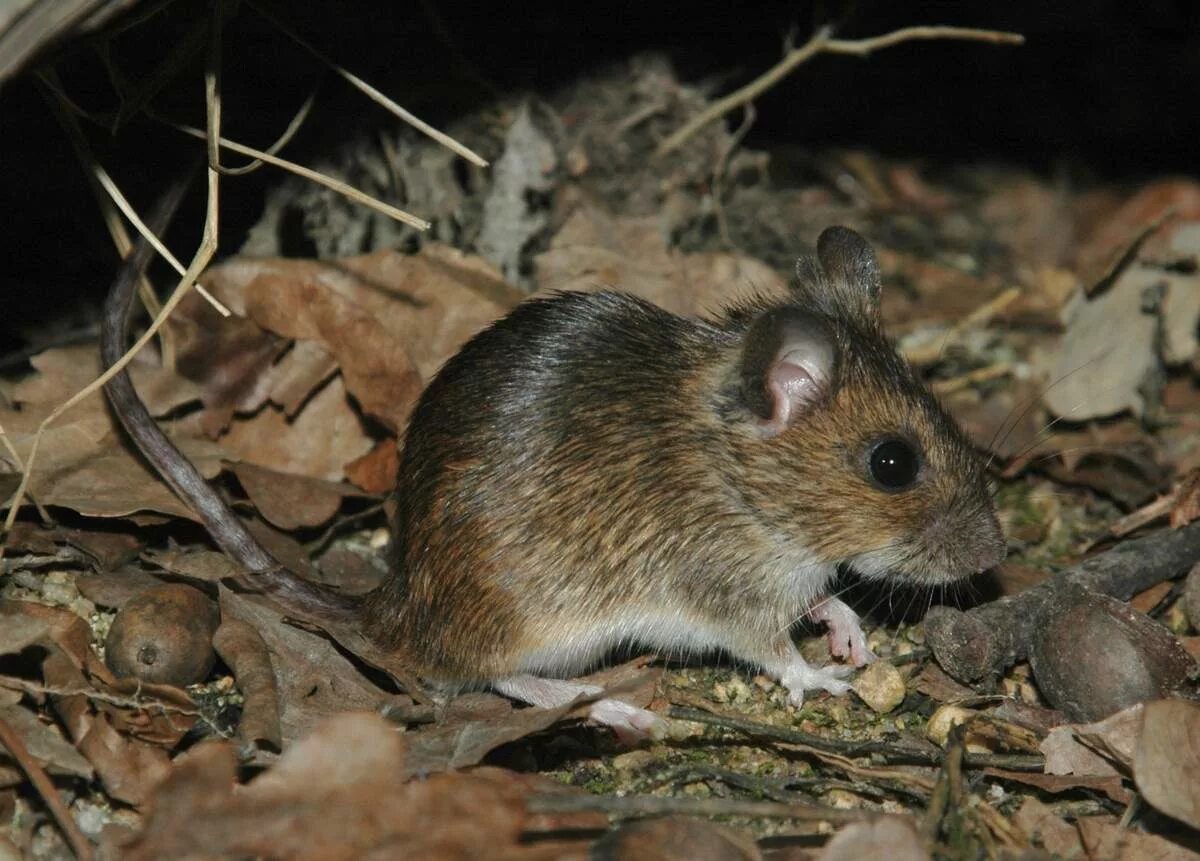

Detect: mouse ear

[740,308,835,437]
[794,226,882,326]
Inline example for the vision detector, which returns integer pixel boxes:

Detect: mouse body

[104,221,1004,738]
[361,227,1005,729]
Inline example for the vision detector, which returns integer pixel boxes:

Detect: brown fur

[363,228,1004,686]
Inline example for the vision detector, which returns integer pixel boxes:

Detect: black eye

[868,438,920,491]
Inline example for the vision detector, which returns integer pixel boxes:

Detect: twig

[904,286,1022,366]
[656,25,1024,157]
[0,675,201,718]
[0,714,93,861]
[925,520,1200,683]
[526,792,892,825]
[668,705,1044,771]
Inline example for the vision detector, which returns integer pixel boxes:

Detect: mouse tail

[99,165,359,623]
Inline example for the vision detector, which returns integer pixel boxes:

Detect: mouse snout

[918,501,1006,580]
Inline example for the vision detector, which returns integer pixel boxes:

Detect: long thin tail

[99,167,359,620]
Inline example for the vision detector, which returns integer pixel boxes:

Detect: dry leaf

[0,704,92,780]
[593,816,761,861]
[1133,699,1200,829]
[232,461,366,531]
[217,375,372,483]
[344,440,399,495]
[817,818,928,861]
[213,619,282,752]
[124,712,584,860]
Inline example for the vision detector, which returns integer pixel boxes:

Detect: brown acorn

[104,583,219,686]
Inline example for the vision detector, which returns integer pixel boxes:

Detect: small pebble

[926,704,977,747]
[852,661,906,714]
[612,749,655,773]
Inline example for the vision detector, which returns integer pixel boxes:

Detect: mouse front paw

[780,661,855,708]
[807,596,876,667]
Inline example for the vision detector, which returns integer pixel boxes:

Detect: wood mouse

[103,206,1005,737]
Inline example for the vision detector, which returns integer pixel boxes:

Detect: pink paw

[588,698,667,745]
[808,597,876,667]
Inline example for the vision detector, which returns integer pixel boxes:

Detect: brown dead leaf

[817,817,928,861]
[242,271,423,432]
[218,375,373,483]
[984,766,1130,805]
[201,245,511,428]
[232,461,366,531]
[1073,182,1200,288]
[1039,725,1120,777]
[1040,264,1169,421]
[344,439,399,495]
[535,204,788,317]
[263,339,340,417]
[1011,797,1084,858]
[168,291,286,436]
[217,588,399,747]
[142,548,242,582]
[1134,699,1200,829]
[0,704,92,780]
[213,618,282,752]
[1076,815,1200,861]
[125,712,585,861]
[1130,581,1175,615]
[593,816,761,860]
[59,528,142,571]
[16,345,203,419]
[0,614,48,656]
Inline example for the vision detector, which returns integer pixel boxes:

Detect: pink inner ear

[762,358,821,437]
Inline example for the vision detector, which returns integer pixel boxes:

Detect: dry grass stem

[161,116,432,230]
[247,0,489,168]
[657,25,1024,156]
[94,165,230,316]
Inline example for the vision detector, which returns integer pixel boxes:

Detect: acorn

[1030,587,1196,722]
[104,583,219,686]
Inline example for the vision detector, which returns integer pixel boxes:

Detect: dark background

[1,0,1198,356]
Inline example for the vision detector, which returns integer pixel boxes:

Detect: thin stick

[246,0,488,168]
[657,25,1024,157]
[668,705,1044,771]
[526,792,892,825]
[0,714,93,861]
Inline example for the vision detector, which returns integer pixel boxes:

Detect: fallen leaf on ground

[1133,698,1200,829]
[231,461,369,531]
[123,712,591,860]
[817,817,928,861]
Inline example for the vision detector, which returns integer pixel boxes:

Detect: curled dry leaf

[142,548,243,582]
[104,584,219,687]
[124,712,589,861]
[1133,698,1200,829]
[212,618,282,752]
[75,570,168,609]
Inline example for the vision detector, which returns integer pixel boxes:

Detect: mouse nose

[966,513,1007,573]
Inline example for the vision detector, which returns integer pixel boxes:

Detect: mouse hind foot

[493,675,665,744]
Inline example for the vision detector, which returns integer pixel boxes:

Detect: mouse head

[726,226,1005,585]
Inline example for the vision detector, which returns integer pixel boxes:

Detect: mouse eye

[867,438,920,491]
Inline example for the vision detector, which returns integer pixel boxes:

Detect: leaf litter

[1,22,1199,861]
